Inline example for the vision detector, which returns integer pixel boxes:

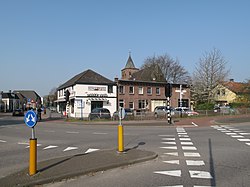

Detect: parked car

[113,108,134,120]
[175,107,199,116]
[88,108,111,120]
[12,109,24,116]
[154,106,174,118]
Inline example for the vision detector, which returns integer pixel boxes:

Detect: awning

[88,98,108,101]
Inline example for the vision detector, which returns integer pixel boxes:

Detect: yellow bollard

[29,138,37,176]
[118,125,124,152]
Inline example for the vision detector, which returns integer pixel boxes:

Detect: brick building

[116,54,191,112]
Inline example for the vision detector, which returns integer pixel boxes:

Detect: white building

[56,69,117,118]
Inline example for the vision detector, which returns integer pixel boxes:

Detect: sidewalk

[0,149,157,187]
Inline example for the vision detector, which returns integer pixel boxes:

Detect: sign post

[118,107,125,153]
[24,110,38,176]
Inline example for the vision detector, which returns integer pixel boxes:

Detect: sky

[0,0,250,96]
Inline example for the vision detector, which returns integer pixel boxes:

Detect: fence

[47,107,250,121]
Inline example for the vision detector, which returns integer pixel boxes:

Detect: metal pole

[32,127,35,139]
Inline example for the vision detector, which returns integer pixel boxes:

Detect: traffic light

[165,83,172,97]
[64,90,70,102]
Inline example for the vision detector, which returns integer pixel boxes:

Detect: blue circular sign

[24,110,37,128]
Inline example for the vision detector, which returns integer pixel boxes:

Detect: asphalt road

[1,115,250,187]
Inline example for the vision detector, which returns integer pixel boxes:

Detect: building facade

[116,55,191,112]
[56,69,117,118]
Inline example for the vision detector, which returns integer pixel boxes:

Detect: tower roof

[124,54,136,69]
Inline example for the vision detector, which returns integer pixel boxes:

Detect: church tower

[121,52,139,80]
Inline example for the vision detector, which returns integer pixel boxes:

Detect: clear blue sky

[1,0,249,96]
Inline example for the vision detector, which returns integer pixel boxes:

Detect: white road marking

[192,122,198,127]
[85,148,99,154]
[178,135,189,137]
[162,138,175,141]
[246,143,250,146]
[176,128,185,132]
[181,142,193,145]
[93,132,108,135]
[231,135,244,138]
[228,129,238,131]
[178,132,187,135]
[184,152,201,157]
[189,170,213,179]
[164,152,178,156]
[66,131,80,134]
[26,144,42,148]
[239,133,250,135]
[0,140,6,143]
[18,142,29,145]
[43,145,58,150]
[182,146,197,150]
[193,186,214,187]
[234,131,245,133]
[161,142,176,145]
[63,147,78,152]
[237,139,250,142]
[216,129,225,131]
[179,138,191,141]
[160,146,177,150]
[186,160,205,166]
[154,170,181,177]
[163,160,180,165]
[226,133,237,135]
[221,131,231,133]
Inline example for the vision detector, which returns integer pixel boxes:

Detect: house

[14,90,41,110]
[116,54,191,112]
[211,79,250,105]
[1,91,19,112]
[56,69,117,118]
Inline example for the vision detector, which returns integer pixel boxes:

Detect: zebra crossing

[154,127,213,187]
[211,125,250,146]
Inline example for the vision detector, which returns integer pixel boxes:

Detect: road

[1,114,250,186]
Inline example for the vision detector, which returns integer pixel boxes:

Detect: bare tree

[141,54,190,84]
[192,48,230,103]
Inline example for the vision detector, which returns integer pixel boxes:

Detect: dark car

[12,109,24,116]
[88,108,111,120]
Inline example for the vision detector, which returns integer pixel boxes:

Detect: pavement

[1,113,250,187]
[0,149,157,187]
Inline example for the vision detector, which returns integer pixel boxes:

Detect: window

[156,87,160,95]
[138,87,143,95]
[221,89,225,96]
[138,100,146,109]
[129,86,134,94]
[119,100,124,108]
[129,102,134,109]
[108,85,113,93]
[147,87,152,95]
[119,86,124,94]
[217,90,220,95]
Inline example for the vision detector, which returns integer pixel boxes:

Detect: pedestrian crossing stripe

[189,170,212,179]
[154,170,181,177]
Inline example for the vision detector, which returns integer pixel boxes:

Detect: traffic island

[0,149,157,187]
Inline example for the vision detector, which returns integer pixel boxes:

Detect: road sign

[24,110,37,128]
